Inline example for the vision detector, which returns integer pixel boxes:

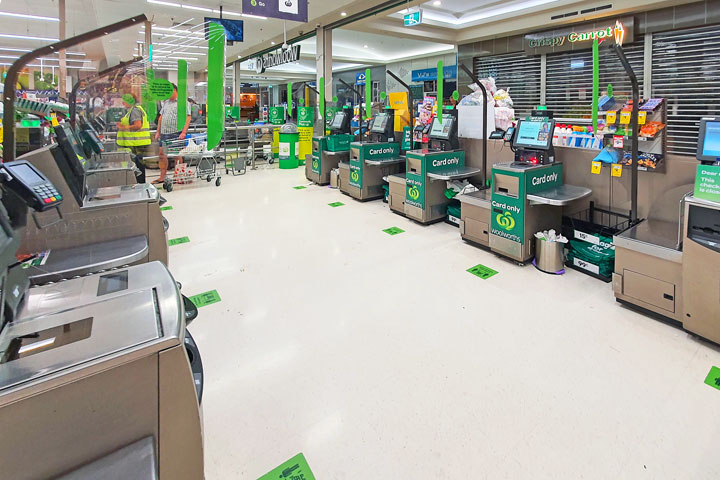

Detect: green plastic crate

[326,134,353,152]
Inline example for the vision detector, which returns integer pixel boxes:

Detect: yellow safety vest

[117,105,151,147]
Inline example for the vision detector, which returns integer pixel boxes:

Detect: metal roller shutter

[474,52,541,119]
[545,38,645,120]
[652,25,720,156]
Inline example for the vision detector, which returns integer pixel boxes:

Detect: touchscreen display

[429,117,453,139]
[331,112,345,129]
[702,121,720,158]
[514,120,552,149]
[372,113,389,132]
[9,163,44,185]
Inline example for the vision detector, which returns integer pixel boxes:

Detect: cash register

[341,110,404,201]
[613,117,720,343]
[0,159,204,480]
[399,111,481,223]
[307,109,354,185]
[55,123,138,189]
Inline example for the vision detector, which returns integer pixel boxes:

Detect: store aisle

[165,168,720,479]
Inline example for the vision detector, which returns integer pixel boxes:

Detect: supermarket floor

[162,166,720,479]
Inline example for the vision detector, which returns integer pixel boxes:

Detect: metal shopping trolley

[161,132,223,192]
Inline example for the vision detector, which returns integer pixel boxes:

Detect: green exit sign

[404,9,423,27]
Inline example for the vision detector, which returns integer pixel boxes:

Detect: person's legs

[132,147,146,183]
[157,141,169,182]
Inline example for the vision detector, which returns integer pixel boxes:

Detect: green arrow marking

[328,201,345,208]
[168,236,190,246]
[188,289,221,308]
[466,264,498,280]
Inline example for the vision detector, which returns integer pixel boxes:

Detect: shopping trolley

[160,132,223,192]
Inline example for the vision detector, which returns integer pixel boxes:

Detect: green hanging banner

[592,39,599,132]
[177,59,188,133]
[365,68,372,119]
[287,82,293,119]
[207,22,226,150]
[142,69,157,125]
[319,76,325,126]
[437,60,444,123]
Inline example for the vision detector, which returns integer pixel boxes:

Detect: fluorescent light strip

[0,33,59,42]
[182,4,212,12]
[0,11,58,21]
[0,47,86,56]
[0,62,96,70]
[147,0,181,6]
[144,1,267,20]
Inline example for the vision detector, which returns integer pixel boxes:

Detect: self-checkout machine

[0,16,204,480]
[614,117,720,341]
[386,71,415,215]
[487,114,591,263]
[308,94,353,185]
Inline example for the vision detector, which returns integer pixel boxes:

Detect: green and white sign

[404,9,423,27]
[402,126,412,150]
[258,453,315,480]
[405,150,465,209]
[694,165,720,204]
[705,366,720,391]
[350,142,399,189]
[490,164,563,245]
[269,106,285,125]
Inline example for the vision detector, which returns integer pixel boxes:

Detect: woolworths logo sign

[408,185,420,201]
[496,211,516,231]
[255,45,301,74]
[351,170,360,182]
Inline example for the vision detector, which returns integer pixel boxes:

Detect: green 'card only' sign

[694,165,720,203]
[257,453,315,480]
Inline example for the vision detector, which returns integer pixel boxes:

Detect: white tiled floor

[162,166,720,479]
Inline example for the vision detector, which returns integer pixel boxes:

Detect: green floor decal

[189,290,221,308]
[258,453,315,480]
[328,201,345,207]
[293,186,307,190]
[168,236,190,246]
[160,206,173,211]
[467,264,499,280]
[704,366,720,391]
[383,227,405,236]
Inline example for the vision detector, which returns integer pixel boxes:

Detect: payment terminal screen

[515,120,552,149]
[429,117,453,139]
[702,121,720,158]
[372,113,389,132]
[331,113,345,129]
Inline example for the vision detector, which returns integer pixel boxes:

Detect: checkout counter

[56,123,138,189]
[614,117,720,343]
[0,160,204,480]
[398,112,482,224]
[307,109,353,185]
[458,117,590,262]
[339,110,404,201]
[16,136,167,284]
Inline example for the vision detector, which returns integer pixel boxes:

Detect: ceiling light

[0,11,59,21]
[341,12,347,16]
[271,41,276,45]
[363,45,368,48]
[240,13,268,20]
[147,0,181,6]
[433,0,441,5]
[182,4,212,12]
[0,33,59,42]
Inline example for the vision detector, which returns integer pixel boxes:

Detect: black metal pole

[339,78,365,141]
[613,44,639,222]
[459,64,488,187]
[2,14,147,162]
[69,58,139,129]
[387,70,414,146]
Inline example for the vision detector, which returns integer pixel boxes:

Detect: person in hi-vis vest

[116,93,151,183]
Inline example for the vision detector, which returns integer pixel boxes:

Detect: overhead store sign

[411,65,457,82]
[524,16,634,54]
[255,45,301,74]
[356,72,366,85]
[404,9,423,27]
[242,0,308,23]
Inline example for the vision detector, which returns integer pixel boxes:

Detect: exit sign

[404,9,423,27]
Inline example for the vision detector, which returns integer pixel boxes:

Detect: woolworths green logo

[408,185,420,200]
[312,158,319,169]
[251,0,257,5]
[496,211,516,231]
[351,171,360,182]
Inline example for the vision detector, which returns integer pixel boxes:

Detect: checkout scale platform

[0,160,203,479]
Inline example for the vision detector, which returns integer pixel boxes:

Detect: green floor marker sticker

[160,206,173,211]
[293,186,307,190]
[168,236,190,246]
[258,453,315,480]
[704,366,720,391]
[189,290,221,308]
[328,201,345,207]
[467,264,499,280]
[383,227,405,236]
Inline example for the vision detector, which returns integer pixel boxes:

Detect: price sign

[611,163,623,178]
[606,111,617,124]
[620,111,631,125]
[638,111,647,125]
[613,135,624,148]
[591,161,602,175]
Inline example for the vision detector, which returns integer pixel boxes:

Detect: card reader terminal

[0,161,63,211]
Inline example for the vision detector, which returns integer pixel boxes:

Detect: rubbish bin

[278,123,300,169]
[535,237,565,274]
